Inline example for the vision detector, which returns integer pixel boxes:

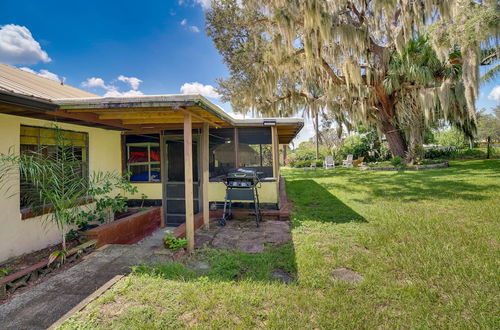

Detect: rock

[271,268,295,284]
[171,249,186,260]
[331,268,363,283]
[189,261,211,273]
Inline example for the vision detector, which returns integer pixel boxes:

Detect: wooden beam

[201,122,210,229]
[50,110,132,130]
[184,112,195,253]
[98,111,185,120]
[271,126,280,178]
[179,107,221,128]
[122,118,207,125]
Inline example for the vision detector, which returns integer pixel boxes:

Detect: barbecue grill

[219,168,262,227]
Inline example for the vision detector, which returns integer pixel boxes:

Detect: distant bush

[424,147,455,159]
[434,128,468,148]
[292,159,324,168]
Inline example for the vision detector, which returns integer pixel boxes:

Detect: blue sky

[0,0,498,143]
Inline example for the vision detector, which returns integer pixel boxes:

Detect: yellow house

[0,64,303,261]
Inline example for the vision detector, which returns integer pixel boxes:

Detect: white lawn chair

[342,154,354,168]
[324,155,335,169]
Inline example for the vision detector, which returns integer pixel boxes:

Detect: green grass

[60,160,500,329]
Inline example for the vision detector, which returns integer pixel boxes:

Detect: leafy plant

[390,156,404,167]
[0,267,14,278]
[163,233,187,251]
[65,229,80,242]
[48,249,68,265]
[85,171,139,224]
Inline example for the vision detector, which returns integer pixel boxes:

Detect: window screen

[20,125,89,208]
[209,128,235,180]
[238,127,273,177]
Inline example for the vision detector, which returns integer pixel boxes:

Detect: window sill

[20,197,93,220]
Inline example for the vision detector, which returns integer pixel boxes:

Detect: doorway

[162,132,200,226]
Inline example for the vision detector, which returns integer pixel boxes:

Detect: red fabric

[150,150,160,161]
[127,150,160,163]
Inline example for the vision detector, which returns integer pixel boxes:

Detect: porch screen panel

[209,128,235,180]
[19,125,89,209]
[238,127,273,177]
[124,134,161,182]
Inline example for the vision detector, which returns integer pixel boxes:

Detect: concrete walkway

[0,227,173,330]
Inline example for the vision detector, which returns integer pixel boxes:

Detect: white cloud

[189,26,200,33]
[81,77,110,90]
[117,75,142,90]
[195,0,211,9]
[180,82,220,98]
[0,24,51,65]
[487,85,500,101]
[82,75,145,97]
[180,19,200,33]
[19,66,61,82]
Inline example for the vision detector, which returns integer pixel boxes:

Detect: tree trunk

[381,118,407,158]
[374,84,408,159]
[315,113,319,159]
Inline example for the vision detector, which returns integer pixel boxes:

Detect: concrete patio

[195,219,292,253]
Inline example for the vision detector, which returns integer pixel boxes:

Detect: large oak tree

[207,0,498,159]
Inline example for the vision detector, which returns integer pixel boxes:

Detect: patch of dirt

[0,251,87,305]
[331,267,363,283]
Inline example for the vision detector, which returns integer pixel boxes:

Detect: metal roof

[0,63,97,99]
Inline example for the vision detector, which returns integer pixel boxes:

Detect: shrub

[390,156,404,167]
[434,128,468,148]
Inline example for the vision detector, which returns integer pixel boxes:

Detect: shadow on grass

[133,243,298,284]
[286,179,367,226]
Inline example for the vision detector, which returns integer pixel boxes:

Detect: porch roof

[55,94,304,144]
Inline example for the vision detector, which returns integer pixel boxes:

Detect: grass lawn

[61,160,499,329]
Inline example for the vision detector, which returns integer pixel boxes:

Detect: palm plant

[0,127,88,251]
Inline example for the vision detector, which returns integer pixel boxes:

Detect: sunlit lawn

[61,159,500,329]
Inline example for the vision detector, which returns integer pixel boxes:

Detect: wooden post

[160,131,166,228]
[201,122,209,229]
[234,127,239,168]
[184,113,194,253]
[271,126,280,178]
[283,144,287,165]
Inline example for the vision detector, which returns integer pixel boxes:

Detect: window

[209,128,235,180]
[20,125,88,208]
[238,127,273,177]
[124,134,161,182]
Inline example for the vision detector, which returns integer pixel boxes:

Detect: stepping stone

[271,268,295,284]
[189,261,211,273]
[332,268,363,283]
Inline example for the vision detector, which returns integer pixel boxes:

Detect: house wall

[125,182,279,204]
[208,181,279,204]
[0,113,122,263]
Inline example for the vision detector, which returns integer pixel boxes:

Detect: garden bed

[0,240,96,299]
[84,207,162,247]
[361,161,449,171]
